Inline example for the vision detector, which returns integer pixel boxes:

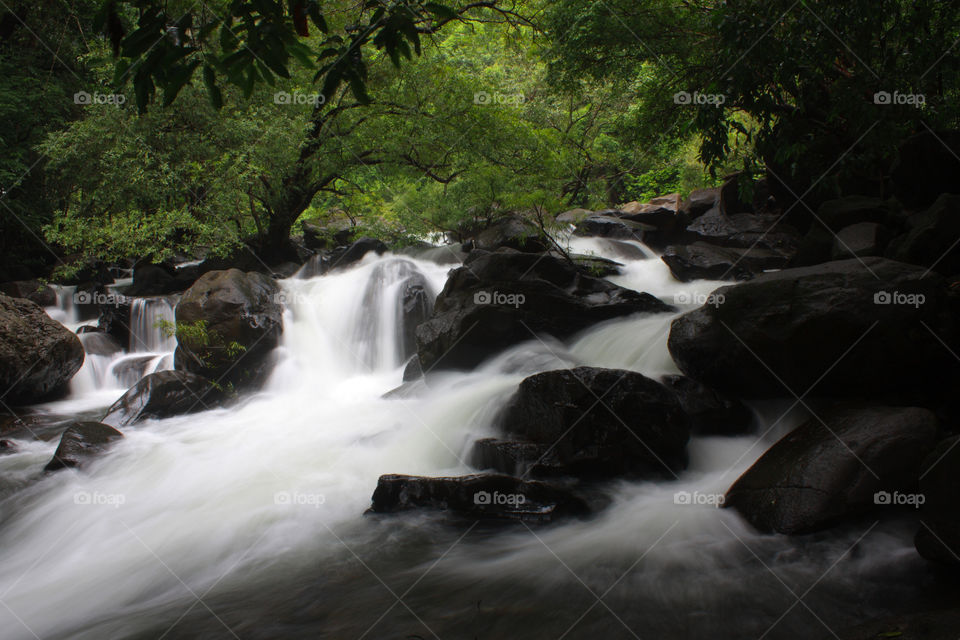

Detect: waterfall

[0,247,929,640]
[128,296,177,353]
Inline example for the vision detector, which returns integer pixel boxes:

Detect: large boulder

[174,269,283,388]
[416,250,674,370]
[327,237,388,271]
[661,242,788,282]
[891,130,960,210]
[659,375,753,435]
[467,216,549,254]
[101,371,228,427]
[573,215,648,241]
[725,404,938,534]
[817,196,900,231]
[831,222,890,260]
[887,194,960,275]
[0,294,84,405]
[685,209,800,256]
[368,474,590,522]
[680,188,720,221]
[44,421,124,472]
[0,280,56,307]
[487,367,690,478]
[668,258,959,400]
[914,436,960,567]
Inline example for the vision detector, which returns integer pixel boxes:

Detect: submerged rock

[44,421,124,472]
[0,294,84,405]
[368,474,589,522]
[102,370,228,427]
[725,404,938,534]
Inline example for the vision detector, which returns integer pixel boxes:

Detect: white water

[0,245,927,639]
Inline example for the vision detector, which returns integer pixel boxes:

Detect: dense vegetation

[1,0,957,277]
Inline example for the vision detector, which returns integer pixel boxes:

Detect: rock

[354,259,434,365]
[44,421,124,471]
[887,194,960,275]
[818,196,899,231]
[661,242,788,282]
[0,280,56,306]
[720,174,753,215]
[556,208,593,224]
[327,237,388,271]
[0,294,84,405]
[402,354,423,381]
[725,404,938,534]
[574,215,648,241]
[593,240,649,261]
[493,367,690,478]
[368,474,590,522]
[891,130,960,210]
[668,258,959,399]
[681,188,720,221]
[78,332,123,357]
[469,216,549,253]
[648,193,682,210]
[471,439,568,477]
[685,208,799,256]
[102,371,228,427]
[174,269,283,388]
[125,263,178,297]
[97,298,132,348]
[914,436,960,567]
[569,253,624,277]
[416,250,674,371]
[660,375,752,435]
[831,222,889,259]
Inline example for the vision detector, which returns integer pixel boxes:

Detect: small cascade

[351,258,436,370]
[128,296,177,353]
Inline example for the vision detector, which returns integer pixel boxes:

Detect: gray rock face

[174,269,283,388]
[0,294,84,405]
[724,404,938,534]
[416,250,674,371]
[887,194,960,275]
[661,242,788,282]
[667,258,959,399]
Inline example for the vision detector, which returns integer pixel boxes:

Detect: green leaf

[202,64,223,110]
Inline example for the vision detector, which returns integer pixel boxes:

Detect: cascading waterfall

[128,296,177,353]
[0,245,930,640]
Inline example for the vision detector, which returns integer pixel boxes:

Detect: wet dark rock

[668,258,960,400]
[725,404,938,534]
[368,474,590,522]
[660,375,753,435]
[831,222,890,260]
[416,250,674,371]
[44,421,124,472]
[78,331,123,357]
[573,216,648,241]
[468,216,549,254]
[662,242,788,282]
[891,130,960,210]
[102,370,228,427]
[0,280,56,307]
[887,194,960,275]
[327,237,388,271]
